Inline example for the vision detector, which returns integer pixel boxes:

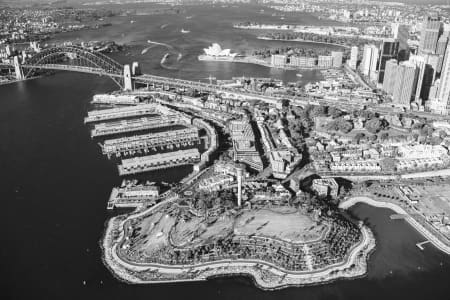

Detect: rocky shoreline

[101,204,376,290]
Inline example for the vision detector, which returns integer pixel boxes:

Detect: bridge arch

[24,45,125,88]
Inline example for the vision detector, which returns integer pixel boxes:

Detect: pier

[101,127,200,158]
[118,148,200,175]
[84,104,158,123]
[107,185,160,210]
[91,115,187,137]
[416,240,431,250]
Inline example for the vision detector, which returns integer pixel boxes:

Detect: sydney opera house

[198,43,238,61]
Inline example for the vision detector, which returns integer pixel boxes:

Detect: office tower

[436,35,448,55]
[393,23,410,61]
[419,14,443,54]
[331,51,343,68]
[393,61,419,107]
[437,44,450,111]
[349,46,358,70]
[361,44,380,81]
[382,59,398,95]
[378,38,399,83]
[409,55,435,103]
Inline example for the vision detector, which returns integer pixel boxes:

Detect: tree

[365,118,388,134]
[353,132,365,143]
[328,107,344,119]
[380,132,389,141]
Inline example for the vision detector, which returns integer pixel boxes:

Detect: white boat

[296,73,303,78]
[181,28,190,34]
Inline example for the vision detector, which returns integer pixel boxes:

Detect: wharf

[91,115,186,137]
[118,148,200,176]
[84,104,158,123]
[102,127,200,158]
[107,185,160,210]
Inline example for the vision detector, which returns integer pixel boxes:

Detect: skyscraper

[437,43,450,112]
[392,23,410,61]
[419,14,443,54]
[378,38,399,84]
[383,59,398,96]
[436,35,448,55]
[393,61,419,107]
[349,46,358,70]
[361,44,379,79]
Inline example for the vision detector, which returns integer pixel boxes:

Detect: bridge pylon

[13,56,24,80]
[123,64,133,91]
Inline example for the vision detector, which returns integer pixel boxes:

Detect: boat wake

[160,53,178,70]
[160,23,169,29]
[147,39,173,50]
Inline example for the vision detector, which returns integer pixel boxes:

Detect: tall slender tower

[235,164,245,207]
[437,43,450,112]
[349,46,358,70]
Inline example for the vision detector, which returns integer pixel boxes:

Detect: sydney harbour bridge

[0,45,241,94]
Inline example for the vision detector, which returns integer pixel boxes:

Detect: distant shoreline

[257,36,350,49]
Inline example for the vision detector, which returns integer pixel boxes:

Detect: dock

[416,240,431,250]
[84,104,158,123]
[107,185,160,210]
[118,148,200,175]
[90,115,186,137]
[101,127,200,158]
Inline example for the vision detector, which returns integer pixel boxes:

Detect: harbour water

[2,4,450,300]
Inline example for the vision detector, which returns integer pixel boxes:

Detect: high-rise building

[331,51,343,68]
[409,55,436,104]
[378,38,399,84]
[393,61,419,107]
[436,35,448,55]
[437,43,450,112]
[419,14,443,54]
[361,44,379,81]
[392,23,410,61]
[382,59,398,96]
[349,46,358,70]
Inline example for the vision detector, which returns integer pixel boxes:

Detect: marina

[118,148,201,175]
[84,104,157,123]
[90,115,188,137]
[101,127,200,158]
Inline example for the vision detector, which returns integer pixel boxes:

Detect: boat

[296,73,303,78]
[181,28,190,34]
[186,16,193,19]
